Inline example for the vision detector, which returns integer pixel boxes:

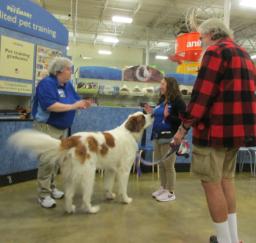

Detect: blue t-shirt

[152,102,172,135]
[32,75,80,129]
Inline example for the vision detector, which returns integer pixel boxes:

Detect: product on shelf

[142,86,155,96]
[131,85,144,96]
[119,85,130,95]
[77,82,98,94]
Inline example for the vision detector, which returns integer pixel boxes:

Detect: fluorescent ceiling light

[156,42,170,47]
[98,50,112,55]
[251,54,256,59]
[155,55,168,60]
[240,0,256,8]
[53,14,70,21]
[103,36,119,44]
[82,56,92,60]
[112,15,133,24]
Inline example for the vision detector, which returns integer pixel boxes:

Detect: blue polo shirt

[32,75,80,129]
[152,102,172,137]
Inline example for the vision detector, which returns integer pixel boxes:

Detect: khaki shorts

[33,121,68,139]
[191,145,238,182]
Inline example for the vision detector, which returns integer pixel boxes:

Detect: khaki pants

[33,122,68,198]
[191,145,238,182]
[154,140,176,192]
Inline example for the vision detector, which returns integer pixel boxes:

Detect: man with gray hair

[32,57,92,208]
[173,18,256,243]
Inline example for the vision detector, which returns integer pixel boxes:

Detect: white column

[145,28,149,65]
[224,0,231,28]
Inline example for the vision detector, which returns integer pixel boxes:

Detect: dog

[8,112,153,214]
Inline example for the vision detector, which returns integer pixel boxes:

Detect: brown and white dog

[8,112,153,214]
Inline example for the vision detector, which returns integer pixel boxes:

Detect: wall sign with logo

[0,35,34,80]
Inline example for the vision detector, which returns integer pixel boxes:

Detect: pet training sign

[0,0,68,45]
[0,36,34,80]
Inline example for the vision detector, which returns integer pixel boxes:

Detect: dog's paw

[122,197,133,204]
[65,204,76,214]
[87,205,100,214]
[105,192,116,200]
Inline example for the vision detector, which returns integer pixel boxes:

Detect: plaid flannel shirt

[182,38,256,147]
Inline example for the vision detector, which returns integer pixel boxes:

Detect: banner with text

[0,0,68,45]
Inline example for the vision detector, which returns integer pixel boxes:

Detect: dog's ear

[125,114,146,133]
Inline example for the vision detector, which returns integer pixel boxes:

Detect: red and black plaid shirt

[182,38,256,147]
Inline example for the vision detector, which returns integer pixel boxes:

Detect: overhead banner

[0,80,32,94]
[0,35,34,80]
[0,0,68,45]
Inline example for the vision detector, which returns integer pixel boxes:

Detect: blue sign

[165,73,196,86]
[0,0,68,45]
[79,66,122,80]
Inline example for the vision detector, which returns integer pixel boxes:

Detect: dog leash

[135,140,190,176]
[138,144,180,166]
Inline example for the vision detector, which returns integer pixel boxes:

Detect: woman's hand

[73,99,92,110]
[84,99,93,108]
[144,103,153,114]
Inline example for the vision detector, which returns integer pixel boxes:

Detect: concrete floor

[0,173,255,243]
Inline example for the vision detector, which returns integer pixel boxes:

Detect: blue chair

[237,147,254,175]
[134,144,157,179]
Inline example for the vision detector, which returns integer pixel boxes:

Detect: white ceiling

[32,0,256,55]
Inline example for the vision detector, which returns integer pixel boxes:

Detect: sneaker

[156,190,176,202]
[152,186,165,198]
[209,235,243,243]
[51,188,64,199]
[209,235,218,243]
[38,195,56,208]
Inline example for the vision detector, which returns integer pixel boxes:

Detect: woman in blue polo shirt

[32,57,91,209]
[145,77,186,202]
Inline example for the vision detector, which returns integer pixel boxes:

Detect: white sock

[213,221,232,243]
[228,213,239,243]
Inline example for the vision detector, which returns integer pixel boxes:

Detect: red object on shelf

[170,32,202,63]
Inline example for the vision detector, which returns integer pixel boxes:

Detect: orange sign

[175,32,202,62]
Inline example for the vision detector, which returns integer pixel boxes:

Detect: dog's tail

[8,129,65,162]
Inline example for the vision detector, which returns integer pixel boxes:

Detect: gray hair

[198,18,233,40]
[48,57,72,76]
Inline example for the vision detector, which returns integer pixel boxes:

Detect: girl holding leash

[144,77,186,202]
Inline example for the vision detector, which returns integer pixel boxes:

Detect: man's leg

[222,148,240,243]
[202,181,231,243]
[222,179,239,243]
[191,145,231,243]
[202,181,229,222]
